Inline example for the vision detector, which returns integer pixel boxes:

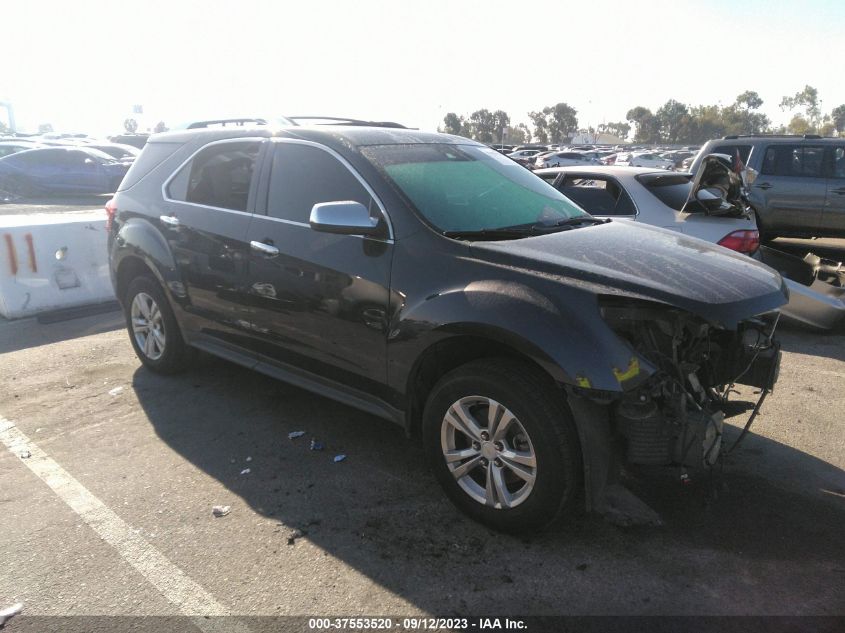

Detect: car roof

[707,135,842,145]
[151,125,478,148]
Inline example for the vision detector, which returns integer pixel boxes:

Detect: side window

[761,145,825,177]
[167,141,260,211]
[834,147,845,179]
[266,143,373,223]
[559,176,635,216]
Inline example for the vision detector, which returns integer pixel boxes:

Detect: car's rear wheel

[124,275,193,374]
[422,358,581,533]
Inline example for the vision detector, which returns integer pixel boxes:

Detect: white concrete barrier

[0,211,115,319]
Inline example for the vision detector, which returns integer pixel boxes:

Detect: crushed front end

[600,299,780,469]
[568,297,782,524]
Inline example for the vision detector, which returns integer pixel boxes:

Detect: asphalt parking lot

[1,270,844,628]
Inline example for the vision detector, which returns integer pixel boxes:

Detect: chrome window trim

[266,137,394,241]
[160,137,267,213]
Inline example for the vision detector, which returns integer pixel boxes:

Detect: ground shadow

[0,309,123,354]
[131,355,845,616]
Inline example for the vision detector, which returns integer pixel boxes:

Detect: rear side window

[266,143,372,223]
[761,145,825,177]
[834,147,845,179]
[120,142,183,191]
[167,141,260,211]
[558,176,636,215]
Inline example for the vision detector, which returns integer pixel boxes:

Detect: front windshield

[361,144,589,232]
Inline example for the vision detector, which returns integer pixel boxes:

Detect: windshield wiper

[443,216,609,241]
[443,226,538,240]
[548,216,610,227]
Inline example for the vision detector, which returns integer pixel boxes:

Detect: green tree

[544,102,578,143]
[831,104,845,134]
[780,85,821,131]
[442,112,463,135]
[468,109,496,143]
[491,110,511,144]
[655,99,691,143]
[787,114,812,135]
[504,123,530,144]
[528,110,549,143]
[735,90,764,111]
[124,118,138,133]
[598,121,630,141]
[626,106,659,143]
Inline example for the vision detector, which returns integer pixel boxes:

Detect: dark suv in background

[108,124,786,532]
[690,135,845,240]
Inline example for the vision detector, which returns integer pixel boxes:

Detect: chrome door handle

[160,215,181,227]
[755,183,773,190]
[832,187,845,195]
[250,240,279,257]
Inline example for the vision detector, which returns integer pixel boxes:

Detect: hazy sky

[3,0,844,136]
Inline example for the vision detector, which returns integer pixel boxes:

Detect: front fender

[388,280,657,394]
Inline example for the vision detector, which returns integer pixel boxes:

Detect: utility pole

[0,101,16,133]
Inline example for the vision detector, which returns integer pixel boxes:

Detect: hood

[472,221,787,328]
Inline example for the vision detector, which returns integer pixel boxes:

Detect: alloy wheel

[440,396,537,509]
[130,292,166,360]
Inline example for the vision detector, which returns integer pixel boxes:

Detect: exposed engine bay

[601,302,781,469]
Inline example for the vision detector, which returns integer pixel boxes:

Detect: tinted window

[761,145,825,177]
[834,147,845,179]
[267,144,372,223]
[558,176,636,216]
[168,141,260,211]
[638,173,694,211]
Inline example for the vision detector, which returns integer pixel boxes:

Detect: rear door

[821,144,845,235]
[244,139,393,396]
[753,144,827,236]
[161,138,266,351]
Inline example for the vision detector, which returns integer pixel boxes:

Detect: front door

[821,144,845,235]
[753,144,827,236]
[244,140,393,397]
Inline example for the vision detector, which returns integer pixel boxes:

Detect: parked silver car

[534,151,600,169]
[533,165,759,252]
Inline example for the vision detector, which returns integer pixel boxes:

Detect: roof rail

[186,118,271,129]
[289,116,407,129]
[721,133,825,140]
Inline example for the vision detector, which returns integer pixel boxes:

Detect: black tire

[124,275,193,374]
[422,358,582,533]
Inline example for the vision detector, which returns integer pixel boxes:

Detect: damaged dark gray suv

[107,125,787,532]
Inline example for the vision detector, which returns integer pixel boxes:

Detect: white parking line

[0,417,250,633]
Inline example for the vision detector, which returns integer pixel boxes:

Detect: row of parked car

[0,134,145,197]
[503,144,699,171]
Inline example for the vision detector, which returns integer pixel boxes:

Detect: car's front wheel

[422,358,582,533]
[124,275,193,374]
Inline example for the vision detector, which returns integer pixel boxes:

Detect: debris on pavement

[240,468,251,475]
[212,505,231,518]
[0,602,23,628]
[245,456,252,462]
[286,528,307,545]
[310,439,324,451]
[108,386,124,396]
[288,431,306,440]
[19,450,31,459]
[333,454,346,463]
